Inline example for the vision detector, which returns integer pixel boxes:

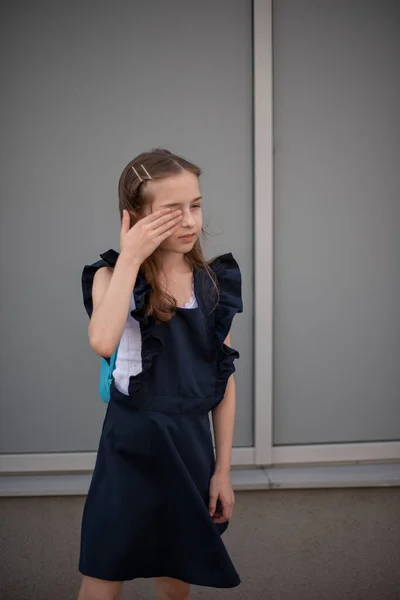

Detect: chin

[175,243,196,255]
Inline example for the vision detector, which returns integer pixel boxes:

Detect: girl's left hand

[209,472,235,524]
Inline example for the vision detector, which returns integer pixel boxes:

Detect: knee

[157,591,190,600]
[155,577,190,600]
[77,576,122,600]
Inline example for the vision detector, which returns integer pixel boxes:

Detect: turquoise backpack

[99,347,118,404]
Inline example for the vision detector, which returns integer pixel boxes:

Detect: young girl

[78,149,242,600]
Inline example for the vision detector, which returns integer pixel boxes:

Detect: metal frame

[253,0,274,465]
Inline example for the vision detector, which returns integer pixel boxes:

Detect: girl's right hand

[120,208,183,264]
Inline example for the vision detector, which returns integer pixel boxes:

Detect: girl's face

[147,170,203,254]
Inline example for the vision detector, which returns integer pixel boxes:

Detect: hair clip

[131,166,143,182]
[141,165,152,180]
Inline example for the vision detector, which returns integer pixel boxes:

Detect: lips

[179,233,196,241]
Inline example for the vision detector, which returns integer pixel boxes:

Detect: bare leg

[155,577,190,600]
[77,576,123,600]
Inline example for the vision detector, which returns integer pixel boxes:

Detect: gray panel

[0,0,253,452]
[273,0,400,444]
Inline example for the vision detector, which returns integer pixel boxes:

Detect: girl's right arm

[88,207,183,357]
[88,255,140,357]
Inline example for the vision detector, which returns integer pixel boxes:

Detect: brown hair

[118,148,218,322]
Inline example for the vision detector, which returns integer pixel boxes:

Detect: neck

[154,249,191,274]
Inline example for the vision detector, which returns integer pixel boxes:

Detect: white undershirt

[113,293,198,395]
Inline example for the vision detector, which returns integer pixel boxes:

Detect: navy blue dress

[80,249,242,588]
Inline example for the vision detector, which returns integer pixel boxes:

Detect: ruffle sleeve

[129,276,163,394]
[209,253,243,401]
[209,253,243,344]
[81,249,120,318]
[81,248,157,379]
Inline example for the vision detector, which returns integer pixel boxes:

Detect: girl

[78,149,242,600]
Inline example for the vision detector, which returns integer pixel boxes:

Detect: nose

[181,208,195,228]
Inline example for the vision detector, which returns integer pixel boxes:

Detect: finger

[222,503,233,521]
[141,207,173,225]
[151,209,182,230]
[213,515,228,525]
[218,499,229,521]
[120,210,131,235]
[213,514,228,524]
[155,214,183,236]
[158,223,181,242]
[209,494,218,516]
[215,501,231,522]
[219,495,234,520]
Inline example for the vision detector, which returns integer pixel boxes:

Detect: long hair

[118,148,218,322]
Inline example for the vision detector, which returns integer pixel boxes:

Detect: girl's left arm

[209,333,236,523]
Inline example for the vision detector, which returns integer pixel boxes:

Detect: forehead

[148,171,201,207]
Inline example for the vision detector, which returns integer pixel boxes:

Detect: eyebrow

[160,196,202,208]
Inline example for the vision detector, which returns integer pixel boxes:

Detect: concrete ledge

[0,462,399,496]
[0,473,93,497]
[265,463,400,489]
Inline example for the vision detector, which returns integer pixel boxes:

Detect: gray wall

[0,0,253,453]
[2,0,399,455]
[273,0,400,444]
[1,489,400,599]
